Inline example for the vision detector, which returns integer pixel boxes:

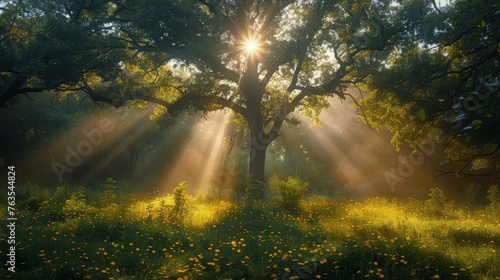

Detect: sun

[244,39,258,53]
[238,33,264,59]
[240,35,263,57]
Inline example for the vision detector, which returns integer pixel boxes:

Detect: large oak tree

[1,0,429,196]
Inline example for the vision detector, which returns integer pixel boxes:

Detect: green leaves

[471,119,482,130]
[272,175,309,211]
[468,33,481,44]
[417,108,426,121]
[362,0,500,174]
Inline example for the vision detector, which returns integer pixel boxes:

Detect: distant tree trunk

[128,142,140,183]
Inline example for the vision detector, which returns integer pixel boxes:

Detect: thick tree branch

[287,55,305,93]
[261,65,279,88]
[0,77,44,107]
[81,82,247,119]
[259,0,295,37]
[266,90,309,142]
[168,94,248,119]
[81,82,116,105]
[198,52,240,83]
[435,144,500,179]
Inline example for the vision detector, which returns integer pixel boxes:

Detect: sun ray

[198,111,234,192]
[280,97,396,197]
[155,110,235,195]
[82,111,156,182]
[23,106,152,182]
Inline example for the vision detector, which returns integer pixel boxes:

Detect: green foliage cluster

[63,186,90,218]
[271,175,309,211]
[171,181,190,220]
[243,176,264,205]
[487,185,500,213]
[424,187,451,217]
[100,177,118,207]
[20,183,51,212]
[359,0,500,175]
[49,185,71,207]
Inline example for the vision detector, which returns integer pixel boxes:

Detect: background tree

[0,0,127,106]
[360,0,499,178]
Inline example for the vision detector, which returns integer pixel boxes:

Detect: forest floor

[1,185,499,279]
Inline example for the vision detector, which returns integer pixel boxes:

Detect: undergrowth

[0,182,498,279]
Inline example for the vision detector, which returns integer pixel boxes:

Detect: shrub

[197,185,226,203]
[425,187,447,217]
[50,184,71,207]
[487,185,500,212]
[40,184,72,221]
[100,177,118,207]
[21,183,50,211]
[244,176,264,204]
[171,181,190,220]
[273,175,309,211]
[63,186,91,217]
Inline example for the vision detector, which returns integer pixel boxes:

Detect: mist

[4,94,496,203]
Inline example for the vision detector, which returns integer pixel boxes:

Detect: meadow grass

[0,189,499,279]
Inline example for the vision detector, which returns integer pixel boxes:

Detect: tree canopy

[1,0,498,195]
[360,0,499,178]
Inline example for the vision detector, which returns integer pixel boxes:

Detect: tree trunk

[246,125,269,199]
[249,135,267,182]
[245,96,267,198]
[241,54,269,199]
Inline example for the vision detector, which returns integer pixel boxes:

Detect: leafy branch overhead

[2,0,406,114]
[359,0,499,177]
[1,0,498,182]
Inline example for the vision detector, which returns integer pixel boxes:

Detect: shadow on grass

[0,202,481,279]
[448,228,500,246]
[314,225,473,280]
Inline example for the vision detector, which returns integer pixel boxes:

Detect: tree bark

[249,130,268,183]
[240,52,269,197]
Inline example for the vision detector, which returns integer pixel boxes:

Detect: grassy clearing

[0,187,499,279]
